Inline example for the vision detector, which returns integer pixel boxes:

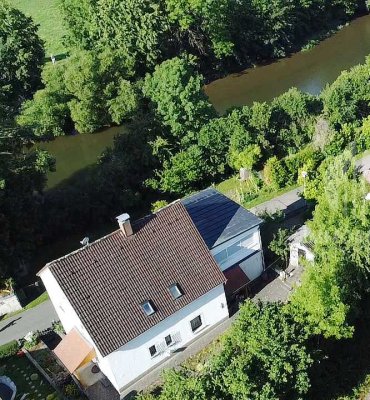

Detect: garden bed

[25,339,85,399]
[0,354,59,399]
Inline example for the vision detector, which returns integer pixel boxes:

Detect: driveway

[0,300,58,345]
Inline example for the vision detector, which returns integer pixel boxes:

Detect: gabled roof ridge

[42,200,184,271]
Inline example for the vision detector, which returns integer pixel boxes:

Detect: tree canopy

[0,1,44,117]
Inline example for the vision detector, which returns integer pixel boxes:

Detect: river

[38,14,370,188]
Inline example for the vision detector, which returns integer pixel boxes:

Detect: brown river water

[35,14,370,188]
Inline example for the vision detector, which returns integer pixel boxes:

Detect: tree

[19,49,139,136]
[0,2,44,115]
[229,144,262,171]
[290,151,370,338]
[269,228,291,268]
[210,301,312,400]
[142,55,216,142]
[158,145,204,194]
[322,58,370,128]
[61,0,170,72]
[17,63,71,138]
[0,125,54,279]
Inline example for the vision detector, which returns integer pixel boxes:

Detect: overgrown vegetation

[0,340,19,359]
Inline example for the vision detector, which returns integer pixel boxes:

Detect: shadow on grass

[308,297,370,400]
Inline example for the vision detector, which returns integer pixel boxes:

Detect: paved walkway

[250,187,305,216]
[0,300,58,345]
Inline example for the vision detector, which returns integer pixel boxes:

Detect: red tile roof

[47,202,226,357]
[224,265,250,295]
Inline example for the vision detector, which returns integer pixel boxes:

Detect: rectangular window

[149,345,157,357]
[190,315,202,332]
[169,283,183,300]
[165,334,172,346]
[141,301,155,316]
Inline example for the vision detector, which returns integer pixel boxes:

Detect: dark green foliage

[0,2,44,116]
[60,0,361,74]
[0,340,19,359]
[210,302,312,400]
[18,50,140,136]
[143,55,216,141]
[269,228,291,267]
[0,125,54,279]
[322,57,370,128]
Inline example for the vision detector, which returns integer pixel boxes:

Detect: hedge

[0,340,19,359]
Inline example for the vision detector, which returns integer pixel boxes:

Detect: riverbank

[35,13,370,190]
[205,13,370,113]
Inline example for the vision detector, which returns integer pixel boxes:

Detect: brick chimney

[116,213,133,237]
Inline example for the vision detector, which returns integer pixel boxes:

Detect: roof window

[169,283,183,300]
[141,301,156,316]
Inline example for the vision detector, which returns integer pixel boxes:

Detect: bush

[64,383,80,397]
[263,156,289,189]
[0,340,19,359]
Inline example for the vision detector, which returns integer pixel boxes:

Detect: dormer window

[141,301,155,316]
[169,283,183,300]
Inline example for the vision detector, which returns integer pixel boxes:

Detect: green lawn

[0,355,59,399]
[10,0,67,57]
[1,292,50,321]
[216,175,299,209]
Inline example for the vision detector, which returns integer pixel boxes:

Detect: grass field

[10,0,67,57]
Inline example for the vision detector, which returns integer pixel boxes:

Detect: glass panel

[165,335,172,346]
[169,284,182,299]
[214,249,227,264]
[149,345,157,356]
[190,315,202,332]
[142,301,155,316]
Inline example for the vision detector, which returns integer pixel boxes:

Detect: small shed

[288,225,314,268]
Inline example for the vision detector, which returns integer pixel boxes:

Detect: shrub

[263,156,289,189]
[0,340,19,359]
[64,383,80,397]
[52,320,65,335]
[151,200,169,213]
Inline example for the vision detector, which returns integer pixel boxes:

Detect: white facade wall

[211,226,264,280]
[40,268,228,394]
[99,284,228,393]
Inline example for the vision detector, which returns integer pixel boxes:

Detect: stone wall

[0,293,22,316]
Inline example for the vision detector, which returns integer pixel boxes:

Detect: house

[183,188,264,297]
[37,188,264,396]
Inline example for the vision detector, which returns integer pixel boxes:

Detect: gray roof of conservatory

[182,188,263,249]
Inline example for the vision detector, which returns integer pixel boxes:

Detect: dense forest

[0,0,369,281]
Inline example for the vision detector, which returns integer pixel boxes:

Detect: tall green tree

[210,301,312,400]
[290,151,370,338]
[0,1,44,116]
[143,55,216,143]
[0,125,54,279]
